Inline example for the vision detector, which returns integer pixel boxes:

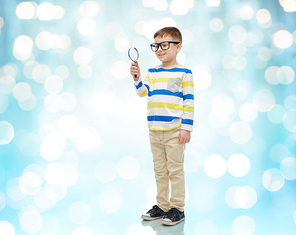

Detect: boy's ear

[177,43,182,53]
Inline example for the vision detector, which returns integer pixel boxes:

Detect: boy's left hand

[179,130,191,144]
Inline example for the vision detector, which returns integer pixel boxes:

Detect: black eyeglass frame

[150,41,180,52]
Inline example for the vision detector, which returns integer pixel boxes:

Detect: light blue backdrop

[0,0,295,234]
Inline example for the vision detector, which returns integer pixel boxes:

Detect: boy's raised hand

[130,61,141,81]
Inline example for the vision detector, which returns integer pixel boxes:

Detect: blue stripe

[181,119,193,125]
[148,89,183,98]
[135,81,143,89]
[148,116,179,122]
[144,84,150,91]
[148,67,192,74]
[183,94,194,100]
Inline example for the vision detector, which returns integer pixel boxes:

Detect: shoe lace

[165,208,179,220]
[149,205,161,214]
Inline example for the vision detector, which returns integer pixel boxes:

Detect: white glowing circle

[0,17,3,29]
[63,164,78,187]
[234,187,248,208]
[204,155,227,178]
[14,35,33,55]
[40,214,60,235]
[132,37,147,51]
[0,192,6,211]
[68,202,90,225]
[239,6,254,20]
[206,0,220,6]
[77,17,96,36]
[170,0,189,15]
[40,132,66,161]
[135,21,146,35]
[111,61,129,79]
[19,172,42,195]
[44,163,67,186]
[228,154,250,177]
[211,94,234,118]
[225,186,240,209]
[79,1,100,17]
[253,89,275,112]
[182,29,194,44]
[37,2,55,20]
[0,76,15,94]
[142,0,154,7]
[176,51,186,65]
[262,168,285,192]
[265,66,279,85]
[239,103,258,122]
[72,127,101,152]
[280,157,296,180]
[0,221,15,235]
[44,76,63,94]
[256,9,271,23]
[99,190,122,213]
[18,93,36,111]
[283,0,296,12]
[230,122,252,145]
[95,160,117,183]
[55,65,69,80]
[143,20,161,39]
[44,94,62,113]
[117,156,140,180]
[19,210,42,234]
[115,38,129,52]
[267,104,286,123]
[209,18,224,32]
[273,30,293,49]
[185,144,207,172]
[59,35,71,50]
[283,109,296,132]
[228,25,247,44]
[36,31,54,50]
[60,92,76,111]
[57,115,80,138]
[54,6,65,19]
[153,0,168,11]
[44,183,67,201]
[32,64,51,83]
[194,70,211,89]
[125,224,142,235]
[13,82,32,101]
[258,47,272,61]
[73,47,92,65]
[233,56,247,70]
[72,227,93,235]
[284,95,296,110]
[232,43,247,56]
[195,220,218,235]
[0,121,14,145]
[16,2,36,19]
[232,216,255,235]
[277,66,295,84]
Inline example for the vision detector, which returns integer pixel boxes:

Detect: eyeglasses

[150,41,180,52]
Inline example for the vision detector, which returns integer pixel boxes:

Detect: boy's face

[154,35,182,66]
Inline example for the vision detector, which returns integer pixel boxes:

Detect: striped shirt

[134,65,194,131]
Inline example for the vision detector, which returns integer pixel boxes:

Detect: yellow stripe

[146,77,182,84]
[183,81,194,87]
[148,102,183,111]
[138,89,147,97]
[149,124,181,131]
[184,106,194,112]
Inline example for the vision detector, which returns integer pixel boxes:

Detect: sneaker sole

[161,217,185,226]
[141,215,165,221]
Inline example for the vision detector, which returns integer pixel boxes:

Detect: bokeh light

[0,0,295,234]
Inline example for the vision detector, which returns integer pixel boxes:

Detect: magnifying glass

[128,47,139,78]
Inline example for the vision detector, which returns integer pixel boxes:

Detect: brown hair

[153,27,182,43]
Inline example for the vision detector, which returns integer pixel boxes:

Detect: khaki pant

[149,127,185,212]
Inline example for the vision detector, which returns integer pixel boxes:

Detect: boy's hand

[130,61,141,81]
[179,130,191,144]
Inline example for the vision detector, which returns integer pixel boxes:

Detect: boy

[130,27,194,226]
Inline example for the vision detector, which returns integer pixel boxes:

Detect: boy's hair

[154,27,182,43]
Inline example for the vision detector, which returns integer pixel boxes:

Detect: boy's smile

[154,35,182,67]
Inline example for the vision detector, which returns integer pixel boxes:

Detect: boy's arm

[181,71,194,132]
[131,61,149,97]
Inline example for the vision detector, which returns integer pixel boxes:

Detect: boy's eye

[161,42,169,47]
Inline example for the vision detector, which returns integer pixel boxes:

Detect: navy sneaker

[141,205,167,221]
[162,208,185,226]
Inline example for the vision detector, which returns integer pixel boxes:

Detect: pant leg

[164,128,185,212]
[149,130,170,212]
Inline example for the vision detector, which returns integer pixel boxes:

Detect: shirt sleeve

[181,71,194,132]
[134,73,150,97]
